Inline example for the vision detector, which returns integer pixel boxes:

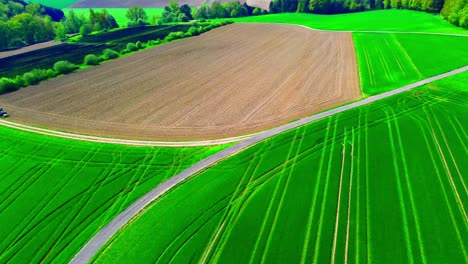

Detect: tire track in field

[330,127,348,264]
[392,107,427,264]
[430,109,467,194]
[300,117,334,264]
[344,128,356,264]
[416,113,468,259]
[385,108,415,264]
[354,111,363,263]
[364,111,372,263]
[425,110,468,221]
[208,142,276,263]
[5,146,100,261]
[311,115,340,264]
[247,133,299,264]
[199,148,264,264]
[259,128,306,264]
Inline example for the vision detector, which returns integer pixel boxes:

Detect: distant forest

[269,0,468,28]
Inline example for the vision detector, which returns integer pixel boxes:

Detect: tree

[64,10,86,33]
[80,23,92,35]
[167,0,180,13]
[0,21,10,48]
[179,4,193,20]
[210,1,227,18]
[25,4,44,16]
[126,6,148,24]
[194,5,209,19]
[297,0,311,11]
[55,22,67,41]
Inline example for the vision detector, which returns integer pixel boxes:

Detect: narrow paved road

[70,65,468,264]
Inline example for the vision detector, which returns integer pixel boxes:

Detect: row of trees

[441,0,468,27]
[269,0,445,14]
[0,1,59,49]
[194,1,267,19]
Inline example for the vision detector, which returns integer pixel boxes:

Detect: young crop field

[0,125,227,263]
[354,33,468,95]
[92,72,468,264]
[224,9,468,34]
[0,23,360,140]
[64,8,165,27]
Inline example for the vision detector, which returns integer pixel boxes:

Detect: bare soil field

[0,41,60,59]
[70,0,271,9]
[0,24,360,140]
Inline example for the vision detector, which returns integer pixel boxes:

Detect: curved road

[70,65,468,264]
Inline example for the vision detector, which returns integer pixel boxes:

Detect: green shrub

[136,41,144,49]
[165,31,184,42]
[53,61,78,75]
[188,26,199,36]
[84,54,100,65]
[0,78,21,93]
[102,49,119,60]
[184,32,192,38]
[23,72,39,86]
[120,49,129,55]
[126,43,138,52]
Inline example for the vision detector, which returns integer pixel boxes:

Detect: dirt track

[0,23,360,140]
[0,41,60,59]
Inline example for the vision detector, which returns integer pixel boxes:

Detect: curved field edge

[216,10,468,34]
[353,32,468,95]
[0,127,229,263]
[92,71,468,264]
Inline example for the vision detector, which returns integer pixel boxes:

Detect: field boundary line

[0,120,257,147]
[68,65,468,264]
[239,22,468,37]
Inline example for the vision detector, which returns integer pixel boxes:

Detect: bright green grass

[64,8,165,27]
[93,72,468,264]
[26,0,78,9]
[0,128,228,263]
[354,33,468,95]
[221,9,468,34]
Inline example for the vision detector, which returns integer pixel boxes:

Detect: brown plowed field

[0,24,360,140]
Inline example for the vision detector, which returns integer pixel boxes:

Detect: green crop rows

[0,128,228,263]
[92,72,468,264]
[354,33,468,95]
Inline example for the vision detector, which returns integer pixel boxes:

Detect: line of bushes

[0,20,233,94]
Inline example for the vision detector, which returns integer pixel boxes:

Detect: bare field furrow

[0,24,360,140]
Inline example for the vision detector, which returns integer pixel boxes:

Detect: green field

[64,8,165,27]
[354,33,468,95]
[92,72,468,264]
[0,127,227,263]
[222,9,468,34]
[26,0,78,9]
